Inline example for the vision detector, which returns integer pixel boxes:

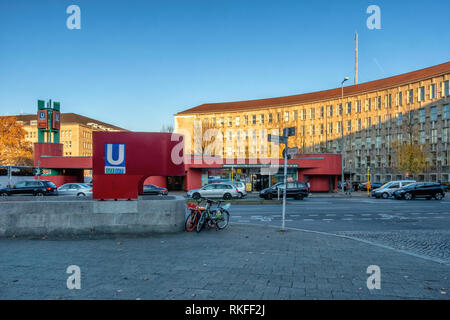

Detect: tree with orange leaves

[0,116,33,166]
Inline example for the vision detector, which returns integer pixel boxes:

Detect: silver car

[57,183,93,197]
[187,183,239,200]
[226,181,247,198]
[371,180,416,199]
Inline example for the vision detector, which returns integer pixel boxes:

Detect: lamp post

[341,77,349,193]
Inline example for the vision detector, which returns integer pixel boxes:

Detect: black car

[0,180,58,197]
[393,182,446,200]
[259,181,308,200]
[142,184,168,195]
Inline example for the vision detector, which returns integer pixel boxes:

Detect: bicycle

[185,199,206,232]
[196,198,231,233]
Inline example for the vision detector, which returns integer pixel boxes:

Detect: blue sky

[0,0,449,131]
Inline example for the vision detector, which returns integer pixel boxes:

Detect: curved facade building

[175,62,450,186]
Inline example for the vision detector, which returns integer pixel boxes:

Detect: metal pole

[341,83,345,194]
[282,150,287,231]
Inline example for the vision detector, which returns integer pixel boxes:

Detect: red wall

[185,169,202,191]
[143,176,167,188]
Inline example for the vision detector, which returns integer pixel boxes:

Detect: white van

[371,180,416,199]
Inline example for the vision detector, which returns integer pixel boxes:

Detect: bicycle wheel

[185,211,198,232]
[196,212,206,233]
[215,210,230,230]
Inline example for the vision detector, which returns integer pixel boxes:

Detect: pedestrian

[306,180,311,195]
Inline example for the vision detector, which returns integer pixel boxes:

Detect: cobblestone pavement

[0,225,449,300]
[336,230,450,264]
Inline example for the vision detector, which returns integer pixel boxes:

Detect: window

[419,131,425,144]
[419,86,425,101]
[228,117,232,126]
[336,122,342,134]
[366,117,371,128]
[431,106,437,121]
[431,129,437,144]
[377,96,382,109]
[357,119,362,131]
[260,114,264,124]
[419,109,426,123]
[397,113,403,126]
[328,105,333,117]
[338,104,343,116]
[294,110,298,120]
[398,91,403,106]
[268,113,273,123]
[365,99,371,111]
[244,116,248,125]
[235,116,240,126]
[252,115,256,125]
[444,104,450,120]
[277,112,281,122]
[409,89,414,103]
[376,136,382,149]
[346,102,352,114]
[320,124,324,135]
[320,107,324,118]
[347,120,352,133]
[356,100,361,113]
[444,80,449,96]
[386,94,392,108]
[284,112,289,122]
[328,123,333,134]
[442,128,449,143]
[309,108,315,119]
[366,137,372,146]
[430,84,436,99]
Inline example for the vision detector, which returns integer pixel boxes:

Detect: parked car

[393,182,446,200]
[359,182,384,192]
[259,181,308,200]
[371,180,416,199]
[0,180,58,197]
[187,183,239,200]
[142,184,168,195]
[217,181,247,198]
[57,183,93,197]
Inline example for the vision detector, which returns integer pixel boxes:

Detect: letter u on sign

[104,144,126,174]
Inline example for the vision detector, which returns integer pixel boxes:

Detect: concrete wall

[0,197,186,237]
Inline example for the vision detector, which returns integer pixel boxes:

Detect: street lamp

[341,77,349,193]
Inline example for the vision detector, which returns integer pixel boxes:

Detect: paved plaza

[0,222,449,300]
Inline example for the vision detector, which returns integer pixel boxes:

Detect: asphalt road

[229,197,450,264]
[230,197,450,232]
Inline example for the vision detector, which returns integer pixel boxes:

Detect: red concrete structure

[34,139,341,194]
[92,132,185,200]
[183,154,342,193]
[34,143,92,186]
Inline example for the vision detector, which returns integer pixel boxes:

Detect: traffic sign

[283,127,296,137]
[268,134,288,145]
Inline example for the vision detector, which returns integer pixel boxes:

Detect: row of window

[353,151,450,169]
[201,81,450,127]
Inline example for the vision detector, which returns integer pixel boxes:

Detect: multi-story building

[14,113,127,157]
[175,61,450,185]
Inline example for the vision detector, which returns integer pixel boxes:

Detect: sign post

[268,127,296,231]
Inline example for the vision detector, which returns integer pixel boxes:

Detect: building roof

[12,113,127,131]
[176,61,450,115]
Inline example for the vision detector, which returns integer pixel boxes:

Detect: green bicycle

[196,198,231,232]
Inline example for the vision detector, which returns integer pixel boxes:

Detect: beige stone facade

[175,62,450,183]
